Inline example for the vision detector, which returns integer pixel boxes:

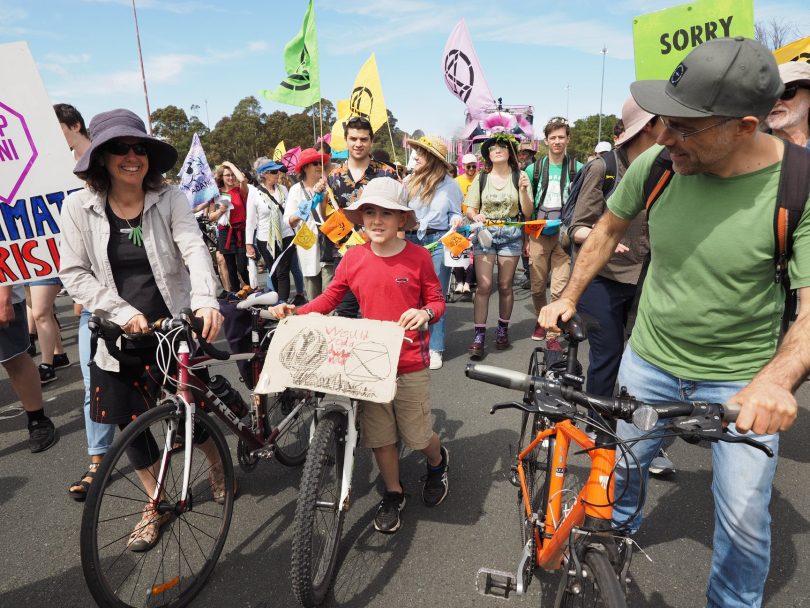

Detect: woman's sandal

[68,462,101,502]
[127,505,172,552]
[209,464,238,505]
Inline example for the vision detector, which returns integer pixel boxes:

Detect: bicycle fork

[337,400,359,512]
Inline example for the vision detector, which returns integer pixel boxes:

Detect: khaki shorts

[359,368,433,450]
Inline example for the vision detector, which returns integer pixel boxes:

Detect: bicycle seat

[236,290,279,309]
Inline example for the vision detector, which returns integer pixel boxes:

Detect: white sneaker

[429,350,443,370]
[462,283,471,293]
[454,283,464,294]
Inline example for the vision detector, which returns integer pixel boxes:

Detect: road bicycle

[80,295,317,608]
[466,314,772,607]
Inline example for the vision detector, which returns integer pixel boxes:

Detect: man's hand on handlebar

[268,303,297,319]
[194,307,223,342]
[538,297,577,333]
[122,313,149,334]
[727,380,798,435]
[399,308,430,331]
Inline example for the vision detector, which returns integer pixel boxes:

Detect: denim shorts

[472,224,523,257]
[27,276,62,287]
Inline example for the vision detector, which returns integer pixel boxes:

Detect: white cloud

[43,52,91,64]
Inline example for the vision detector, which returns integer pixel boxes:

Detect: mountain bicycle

[80,296,317,608]
[466,315,772,607]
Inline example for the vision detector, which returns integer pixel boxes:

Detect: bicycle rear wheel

[554,549,626,608]
[290,411,346,607]
[80,404,234,608]
[268,388,317,467]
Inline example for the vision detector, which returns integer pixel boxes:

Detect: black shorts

[0,302,31,363]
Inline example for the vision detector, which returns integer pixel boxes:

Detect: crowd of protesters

[1,35,809,608]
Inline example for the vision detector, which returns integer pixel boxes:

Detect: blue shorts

[27,276,62,287]
[472,224,523,257]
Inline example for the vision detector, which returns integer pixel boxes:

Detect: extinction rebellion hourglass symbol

[444,49,475,103]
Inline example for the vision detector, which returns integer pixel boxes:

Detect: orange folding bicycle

[466,315,772,608]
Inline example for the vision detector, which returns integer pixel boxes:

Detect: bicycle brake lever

[671,412,774,457]
[490,401,531,415]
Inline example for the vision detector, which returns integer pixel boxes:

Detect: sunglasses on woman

[781,83,809,101]
[106,141,148,156]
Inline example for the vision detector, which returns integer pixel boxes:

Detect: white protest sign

[256,314,404,403]
[0,42,82,286]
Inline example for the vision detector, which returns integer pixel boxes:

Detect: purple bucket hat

[73,108,178,175]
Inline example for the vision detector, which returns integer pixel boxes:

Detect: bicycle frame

[518,419,616,571]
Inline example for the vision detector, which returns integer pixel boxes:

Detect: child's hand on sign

[268,303,297,320]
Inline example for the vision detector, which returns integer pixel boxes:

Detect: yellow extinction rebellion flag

[331,53,389,149]
[261,0,320,107]
[774,36,810,64]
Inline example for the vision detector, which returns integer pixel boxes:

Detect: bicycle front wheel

[267,388,317,467]
[554,549,626,608]
[290,411,347,607]
[80,404,234,608]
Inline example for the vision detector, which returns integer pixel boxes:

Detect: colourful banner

[273,140,286,161]
[774,35,810,64]
[442,18,495,119]
[177,133,219,207]
[632,0,754,80]
[260,0,320,107]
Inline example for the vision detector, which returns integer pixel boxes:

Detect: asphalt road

[1,286,808,608]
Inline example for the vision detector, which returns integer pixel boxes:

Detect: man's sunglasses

[106,141,148,156]
[465,164,477,169]
[781,83,809,101]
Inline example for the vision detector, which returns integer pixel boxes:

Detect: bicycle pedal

[475,567,517,599]
[255,446,276,460]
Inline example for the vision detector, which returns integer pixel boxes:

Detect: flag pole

[131,0,152,134]
[386,118,398,164]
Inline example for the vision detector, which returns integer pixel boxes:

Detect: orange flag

[523,220,547,238]
[441,231,471,257]
[320,208,353,244]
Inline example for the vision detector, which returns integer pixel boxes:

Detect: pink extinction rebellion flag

[442,18,495,120]
[281,146,302,173]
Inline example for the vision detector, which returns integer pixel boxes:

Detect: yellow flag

[774,35,810,64]
[330,100,350,151]
[273,141,286,161]
[292,222,317,250]
[351,53,388,132]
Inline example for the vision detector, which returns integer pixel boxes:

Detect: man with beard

[767,61,810,148]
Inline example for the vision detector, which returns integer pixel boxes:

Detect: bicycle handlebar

[89,308,230,364]
[465,363,771,457]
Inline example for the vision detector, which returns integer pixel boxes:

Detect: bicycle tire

[268,389,317,467]
[554,549,626,608]
[290,411,347,607]
[80,404,234,608]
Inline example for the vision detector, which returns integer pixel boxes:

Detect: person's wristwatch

[422,307,435,322]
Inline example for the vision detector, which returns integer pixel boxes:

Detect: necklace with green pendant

[109,198,144,247]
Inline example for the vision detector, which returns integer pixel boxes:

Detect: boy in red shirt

[270,177,449,533]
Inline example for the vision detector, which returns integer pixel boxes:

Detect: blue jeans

[405,232,450,353]
[79,310,115,456]
[613,345,778,608]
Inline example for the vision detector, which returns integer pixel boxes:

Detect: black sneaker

[28,417,57,453]
[53,353,71,369]
[291,293,308,306]
[27,334,37,357]
[39,364,56,385]
[373,490,406,534]
[422,446,449,507]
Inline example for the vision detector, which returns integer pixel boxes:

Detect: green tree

[567,113,618,164]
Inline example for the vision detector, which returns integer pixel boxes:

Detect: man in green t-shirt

[525,117,582,349]
[539,38,809,608]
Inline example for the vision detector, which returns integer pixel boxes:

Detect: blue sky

[3,0,809,141]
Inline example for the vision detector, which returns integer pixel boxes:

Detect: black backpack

[531,154,579,220]
[559,151,619,255]
[631,143,810,337]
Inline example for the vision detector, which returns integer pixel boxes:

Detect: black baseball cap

[631,37,784,119]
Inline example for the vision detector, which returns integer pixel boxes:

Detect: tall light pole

[131,0,152,134]
[597,44,607,143]
[565,83,571,121]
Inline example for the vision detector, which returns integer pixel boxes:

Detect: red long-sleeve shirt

[297,241,446,374]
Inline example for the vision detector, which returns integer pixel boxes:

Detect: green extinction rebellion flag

[261,0,320,107]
